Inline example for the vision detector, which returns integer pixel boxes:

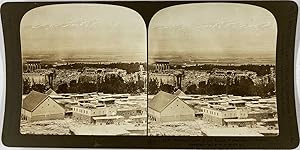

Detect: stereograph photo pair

[0,1,299,149]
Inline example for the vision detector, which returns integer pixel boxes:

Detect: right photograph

[148,3,278,136]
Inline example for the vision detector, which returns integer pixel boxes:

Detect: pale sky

[21,4,146,62]
[149,3,277,63]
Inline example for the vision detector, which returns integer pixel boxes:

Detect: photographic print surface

[148,3,278,136]
[2,1,298,148]
[20,2,279,137]
[20,4,147,136]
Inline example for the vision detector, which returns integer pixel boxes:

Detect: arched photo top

[20,4,147,63]
[147,3,279,137]
[149,3,278,65]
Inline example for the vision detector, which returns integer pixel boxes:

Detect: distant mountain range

[149,55,275,65]
[22,53,146,63]
[23,53,275,65]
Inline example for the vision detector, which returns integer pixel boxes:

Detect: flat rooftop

[92,116,124,120]
[117,107,138,111]
[229,100,246,104]
[98,98,116,101]
[261,118,278,122]
[129,115,147,119]
[224,118,256,123]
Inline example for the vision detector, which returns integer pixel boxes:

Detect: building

[129,115,147,124]
[23,60,42,72]
[45,88,58,96]
[97,98,115,105]
[247,111,277,122]
[228,100,246,108]
[92,116,125,125]
[148,91,195,122]
[23,73,49,86]
[174,89,192,100]
[21,91,65,122]
[149,73,177,86]
[202,104,248,126]
[154,60,170,72]
[116,107,142,119]
[224,118,257,127]
[174,89,186,97]
[72,104,117,123]
[261,118,278,127]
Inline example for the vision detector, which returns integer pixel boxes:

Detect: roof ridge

[22,90,49,112]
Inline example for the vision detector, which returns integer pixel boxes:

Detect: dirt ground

[20,118,147,135]
[148,119,278,136]
[148,119,216,136]
[20,118,277,136]
[20,118,84,135]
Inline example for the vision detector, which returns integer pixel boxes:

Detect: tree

[101,74,126,94]
[56,83,69,93]
[126,81,138,94]
[22,79,31,94]
[160,83,175,94]
[198,81,207,94]
[31,83,46,93]
[68,80,78,93]
[206,78,226,95]
[75,82,97,93]
[148,79,159,95]
[136,80,145,93]
[234,77,256,96]
[186,84,198,94]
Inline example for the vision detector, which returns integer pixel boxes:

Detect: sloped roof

[22,91,48,112]
[174,89,187,97]
[148,91,177,112]
[45,88,58,96]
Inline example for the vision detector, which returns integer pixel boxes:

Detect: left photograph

[20,4,147,135]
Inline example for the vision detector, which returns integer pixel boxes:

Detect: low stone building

[202,105,248,126]
[148,91,195,122]
[224,118,257,127]
[21,91,65,122]
[247,111,277,122]
[72,104,117,123]
[129,115,147,124]
[261,118,278,127]
[116,107,142,119]
[92,116,125,125]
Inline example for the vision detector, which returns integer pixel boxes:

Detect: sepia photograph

[20,4,147,136]
[148,3,278,136]
[1,0,299,148]
[20,2,278,137]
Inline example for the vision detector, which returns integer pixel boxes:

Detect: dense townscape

[21,59,277,136]
[147,61,277,136]
[21,60,147,135]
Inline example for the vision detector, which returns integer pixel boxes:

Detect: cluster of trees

[56,74,145,94]
[148,77,275,98]
[160,64,274,76]
[24,76,274,98]
[187,77,275,97]
[23,74,145,95]
[148,79,176,95]
[52,62,146,74]
[23,79,47,94]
